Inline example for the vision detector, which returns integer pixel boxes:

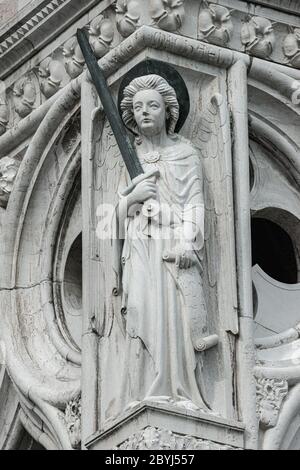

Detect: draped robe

[115,136,208,412]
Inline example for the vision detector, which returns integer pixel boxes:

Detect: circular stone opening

[62,233,82,348]
[251,218,298,284]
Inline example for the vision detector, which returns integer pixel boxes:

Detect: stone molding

[86,402,245,450]
[0,0,300,144]
[117,426,241,450]
[0,25,298,212]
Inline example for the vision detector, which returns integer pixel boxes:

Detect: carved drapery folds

[149,0,186,32]
[116,0,141,37]
[198,3,233,46]
[241,16,275,59]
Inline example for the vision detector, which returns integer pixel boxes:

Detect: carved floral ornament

[149,0,186,32]
[0,157,20,208]
[198,2,233,46]
[62,37,85,79]
[13,76,37,119]
[38,58,65,98]
[241,16,275,59]
[117,427,240,450]
[64,395,81,449]
[256,378,288,429]
[0,100,9,137]
[283,28,300,68]
[116,0,142,37]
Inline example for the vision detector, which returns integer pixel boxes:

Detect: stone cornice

[241,0,300,16]
[0,0,300,141]
[0,0,107,80]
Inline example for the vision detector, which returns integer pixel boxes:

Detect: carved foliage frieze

[117,427,240,450]
[256,378,288,429]
[1,0,300,139]
[64,394,82,449]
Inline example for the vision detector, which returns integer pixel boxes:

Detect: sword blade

[77,28,144,180]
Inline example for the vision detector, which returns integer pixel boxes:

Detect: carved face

[133,89,167,137]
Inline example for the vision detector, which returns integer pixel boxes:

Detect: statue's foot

[145,395,175,405]
[125,400,141,411]
[175,399,201,412]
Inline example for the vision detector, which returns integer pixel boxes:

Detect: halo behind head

[118,60,190,135]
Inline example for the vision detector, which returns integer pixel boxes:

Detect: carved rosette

[64,395,82,450]
[0,157,20,208]
[256,378,288,429]
[283,28,300,68]
[198,3,233,46]
[241,16,275,59]
[116,0,141,37]
[150,0,186,32]
[117,427,240,450]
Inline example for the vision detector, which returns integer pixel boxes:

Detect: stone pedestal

[86,402,244,450]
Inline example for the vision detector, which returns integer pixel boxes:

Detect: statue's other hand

[173,243,197,270]
[128,179,157,206]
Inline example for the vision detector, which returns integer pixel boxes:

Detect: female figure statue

[116,74,209,413]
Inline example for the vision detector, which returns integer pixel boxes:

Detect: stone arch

[0,82,82,449]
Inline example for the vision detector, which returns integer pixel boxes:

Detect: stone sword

[77,28,159,217]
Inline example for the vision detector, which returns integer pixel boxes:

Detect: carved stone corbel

[198,3,233,46]
[38,58,65,98]
[88,15,114,59]
[116,0,141,38]
[283,27,300,68]
[0,157,20,208]
[149,0,186,32]
[241,16,275,59]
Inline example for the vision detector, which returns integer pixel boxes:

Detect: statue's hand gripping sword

[77,29,159,217]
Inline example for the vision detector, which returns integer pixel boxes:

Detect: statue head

[120,74,179,138]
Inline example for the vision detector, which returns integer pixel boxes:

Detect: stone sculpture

[113,74,210,413]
